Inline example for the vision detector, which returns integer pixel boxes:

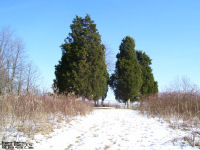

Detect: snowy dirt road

[34,108,197,150]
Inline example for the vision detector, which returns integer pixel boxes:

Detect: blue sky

[0,0,200,100]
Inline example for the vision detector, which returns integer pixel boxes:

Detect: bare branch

[105,44,115,74]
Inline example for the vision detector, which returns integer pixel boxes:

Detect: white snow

[33,109,198,150]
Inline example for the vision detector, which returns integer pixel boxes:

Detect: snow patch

[33,109,198,150]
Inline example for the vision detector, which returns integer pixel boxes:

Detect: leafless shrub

[139,78,200,122]
[137,78,200,148]
[0,93,93,137]
[139,92,200,120]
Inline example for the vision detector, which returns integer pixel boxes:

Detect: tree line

[0,28,39,95]
[54,14,158,106]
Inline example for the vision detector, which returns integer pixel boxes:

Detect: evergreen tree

[101,79,109,106]
[110,36,142,108]
[136,51,158,96]
[54,15,108,101]
[136,51,158,97]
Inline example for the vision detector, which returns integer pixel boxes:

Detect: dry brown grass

[139,92,200,121]
[137,79,200,148]
[0,93,93,137]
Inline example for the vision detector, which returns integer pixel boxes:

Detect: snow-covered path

[34,109,196,150]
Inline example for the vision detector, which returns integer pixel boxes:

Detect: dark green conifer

[136,51,158,96]
[110,36,142,107]
[54,15,108,101]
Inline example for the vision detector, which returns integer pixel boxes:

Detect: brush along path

[34,108,197,150]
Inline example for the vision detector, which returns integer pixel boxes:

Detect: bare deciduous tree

[105,44,115,73]
[25,63,40,93]
[9,38,25,92]
[0,27,40,95]
[0,27,14,94]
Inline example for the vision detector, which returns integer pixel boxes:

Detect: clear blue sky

[1,0,200,100]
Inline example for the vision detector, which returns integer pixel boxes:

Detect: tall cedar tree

[110,36,142,107]
[54,15,108,101]
[136,51,158,96]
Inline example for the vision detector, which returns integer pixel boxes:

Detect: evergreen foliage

[54,15,108,100]
[110,36,142,103]
[136,51,158,96]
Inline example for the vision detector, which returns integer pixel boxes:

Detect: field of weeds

[137,79,200,147]
[139,92,200,122]
[0,94,93,141]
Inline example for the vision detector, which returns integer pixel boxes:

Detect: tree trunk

[26,64,31,93]
[94,100,97,106]
[10,44,21,93]
[101,100,104,107]
[127,98,130,109]
[17,81,21,95]
[82,96,85,101]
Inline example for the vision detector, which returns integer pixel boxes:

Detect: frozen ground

[32,108,198,150]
